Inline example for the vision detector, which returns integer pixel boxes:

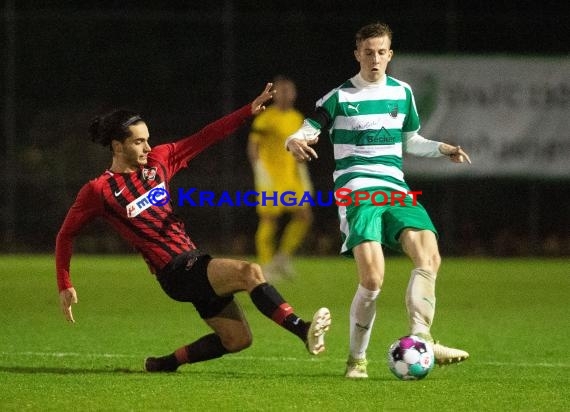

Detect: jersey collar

[352,72,387,89]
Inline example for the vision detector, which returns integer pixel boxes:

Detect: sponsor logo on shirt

[357,127,395,145]
[126,182,167,218]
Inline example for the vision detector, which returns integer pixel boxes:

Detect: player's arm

[55,182,101,323]
[285,107,330,162]
[247,116,275,189]
[247,136,260,165]
[247,113,267,167]
[403,132,471,164]
[158,83,275,175]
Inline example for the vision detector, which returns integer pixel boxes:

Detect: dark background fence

[1,0,568,256]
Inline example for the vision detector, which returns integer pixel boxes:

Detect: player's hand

[439,143,472,164]
[251,83,276,115]
[286,138,319,162]
[59,287,78,323]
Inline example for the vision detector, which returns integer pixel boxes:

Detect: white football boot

[416,332,470,365]
[306,307,331,355]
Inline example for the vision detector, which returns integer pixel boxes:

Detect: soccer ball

[387,335,435,380]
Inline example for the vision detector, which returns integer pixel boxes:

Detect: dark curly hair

[88,109,144,149]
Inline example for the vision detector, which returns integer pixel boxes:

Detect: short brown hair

[355,22,393,48]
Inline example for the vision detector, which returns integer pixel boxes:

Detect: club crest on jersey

[142,167,157,181]
[387,103,399,118]
[126,182,166,218]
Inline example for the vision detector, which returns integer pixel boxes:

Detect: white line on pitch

[0,351,133,358]
[478,361,570,368]
[1,352,568,368]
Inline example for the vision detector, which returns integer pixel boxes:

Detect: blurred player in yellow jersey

[248,76,313,277]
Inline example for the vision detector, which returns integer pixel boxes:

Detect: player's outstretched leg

[145,301,250,372]
[207,258,331,355]
[143,309,334,372]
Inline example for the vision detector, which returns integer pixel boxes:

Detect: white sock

[406,268,437,336]
[349,284,380,360]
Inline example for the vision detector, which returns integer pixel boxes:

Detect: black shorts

[156,250,234,319]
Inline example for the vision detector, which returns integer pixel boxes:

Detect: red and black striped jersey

[56,105,252,291]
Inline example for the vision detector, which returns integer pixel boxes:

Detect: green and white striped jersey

[308,73,422,194]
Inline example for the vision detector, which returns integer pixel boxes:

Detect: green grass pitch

[0,255,568,411]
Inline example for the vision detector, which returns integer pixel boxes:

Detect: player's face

[273,80,297,109]
[354,35,393,82]
[119,123,151,168]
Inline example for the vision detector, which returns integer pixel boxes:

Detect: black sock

[156,353,179,371]
[172,334,229,366]
[283,314,310,342]
[250,283,308,341]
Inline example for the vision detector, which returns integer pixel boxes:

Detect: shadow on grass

[0,365,398,381]
[0,366,144,374]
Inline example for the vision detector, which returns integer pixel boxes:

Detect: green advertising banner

[390,56,569,178]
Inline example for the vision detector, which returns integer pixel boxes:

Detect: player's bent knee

[422,250,441,273]
[221,332,253,353]
[433,253,442,272]
[420,252,441,273]
[360,273,383,290]
[242,262,265,283]
[408,243,441,273]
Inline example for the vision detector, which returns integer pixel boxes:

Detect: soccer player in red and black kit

[55,83,331,372]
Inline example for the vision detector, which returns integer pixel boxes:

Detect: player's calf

[219,331,253,353]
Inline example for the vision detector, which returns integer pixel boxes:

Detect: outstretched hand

[251,83,276,115]
[286,138,319,162]
[439,143,472,164]
[59,287,78,323]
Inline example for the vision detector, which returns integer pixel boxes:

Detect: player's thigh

[340,202,384,255]
[382,201,437,252]
[205,300,252,352]
[207,258,264,296]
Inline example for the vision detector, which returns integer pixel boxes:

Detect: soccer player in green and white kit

[286,22,471,378]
